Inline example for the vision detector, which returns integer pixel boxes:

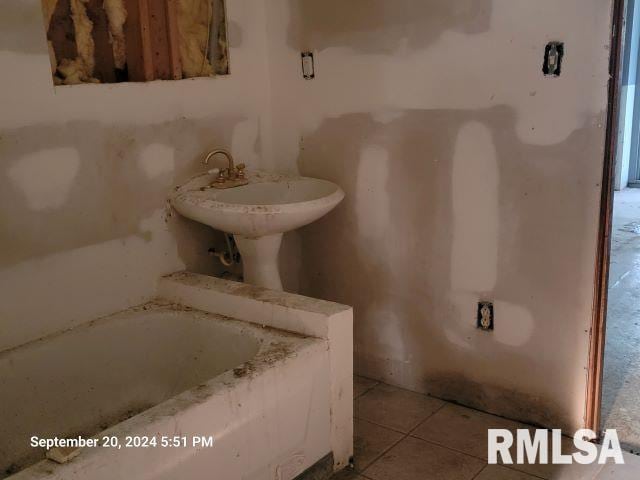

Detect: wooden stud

[124,0,154,81]
[165,0,183,80]
[48,0,77,66]
[147,0,181,80]
[47,0,187,83]
[85,0,117,83]
[147,0,171,79]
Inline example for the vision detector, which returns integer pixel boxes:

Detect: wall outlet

[477,302,494,331]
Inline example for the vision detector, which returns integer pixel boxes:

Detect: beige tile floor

[331,376,640,480]
[602,189,640,450]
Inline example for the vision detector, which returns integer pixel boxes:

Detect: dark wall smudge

[288,0,492,53]
[295,107,605,430]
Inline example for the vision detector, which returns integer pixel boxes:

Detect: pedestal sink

[170,171,345,290]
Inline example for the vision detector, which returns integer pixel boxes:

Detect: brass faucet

[202,149,248,189]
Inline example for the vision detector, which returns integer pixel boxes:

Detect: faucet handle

[215,169,228,183]
[236,163,246,178]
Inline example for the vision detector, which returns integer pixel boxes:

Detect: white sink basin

[171,172,344,237]
[170,171,345,290]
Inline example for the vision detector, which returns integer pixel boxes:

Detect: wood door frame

[585,0,627,434]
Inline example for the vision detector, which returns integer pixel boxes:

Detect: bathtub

[1,272,353,480]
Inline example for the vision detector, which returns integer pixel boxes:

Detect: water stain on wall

[296,106,604,430]
[287,0,492,53]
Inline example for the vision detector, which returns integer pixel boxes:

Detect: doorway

[601,188,640,451]
[588,0,640,453]
[616,0,640,190]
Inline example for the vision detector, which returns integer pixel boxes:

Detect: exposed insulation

[177,0,214,78]
[57,58,99,84]
[43,0,225,84]
[103,0,127,69]
[48,0,99,85]
[70,0,95,76]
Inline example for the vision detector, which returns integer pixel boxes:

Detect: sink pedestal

[234,234,283,290]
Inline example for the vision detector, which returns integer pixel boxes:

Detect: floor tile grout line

[483,464,550,480]
[404,435,490,463]
[354,384,377,400]
[357,473,375,480]
[349,377,628,480]
[354,386,449,436]
[357,431,409,476]
[356,376,557,435]
[354,382,583,479]
[352,431,550,480]
[500,464,548,480]
[353,377,379,399]
[470,464,489,480]
[406,432,488,461]
[359,433,491,480]
[354,377,379,400]
[406,401,448,436]
[352,415,413,436]
[404,432,549,479]
[350,429,557,476]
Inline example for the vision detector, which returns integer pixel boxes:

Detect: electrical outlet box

[301,52,315,79]
[543,42,564,77]
[477,302,494,331]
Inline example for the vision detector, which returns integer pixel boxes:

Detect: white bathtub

[1,273,353,480]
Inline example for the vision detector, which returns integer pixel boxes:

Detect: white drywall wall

[264,0,613,431]
[0,0,617,434]
[0,0,273,351]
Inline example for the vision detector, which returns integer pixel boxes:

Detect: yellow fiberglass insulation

[57,58,93,85]
[70,0,95,74]
[51,0,98,85]
[103,0,127,69]
[177,0,214,78]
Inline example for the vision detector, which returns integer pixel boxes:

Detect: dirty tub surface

[1,301,328,479]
